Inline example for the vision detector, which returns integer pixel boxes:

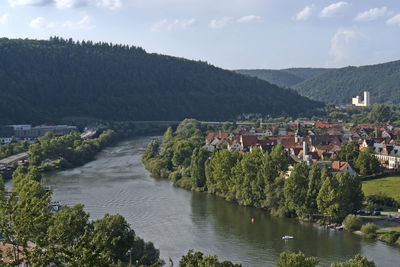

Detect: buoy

[251,218,255,223]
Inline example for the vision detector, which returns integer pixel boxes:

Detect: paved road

[0,152,28,166]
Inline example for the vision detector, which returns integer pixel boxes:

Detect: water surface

[42,137,400,266]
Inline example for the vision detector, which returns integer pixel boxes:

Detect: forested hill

[235,68,332,88]
[0,37,324,124]
[292,60,400,105]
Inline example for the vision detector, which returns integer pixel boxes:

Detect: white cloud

[151,19,168,32]
[63,15,94,30]
[237,15,261,23]
[209,17,234,29]
[10,0,90,8]
[354,7,387,21]
[29,16,55,29]
[329,28,356,65]
[294,5,314,21]
[320,1,348,18]
[151,18,196,32]
[97,0,122,10]
[55,0,89,9]
[386,14,400,26]
[8,0,52,7]
[0,14,9,25]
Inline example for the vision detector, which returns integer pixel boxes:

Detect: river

[41,137,400,266]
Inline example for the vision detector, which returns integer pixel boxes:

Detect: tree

[91,214,136,263]
[172,140,193,167]
[0,178,51,266]
[143,140,160,163]
[367,104,392,122]
[354,148,380,175]
[342,215,362,232]
[0,174,4,200]
[305,165,323,219]
[12,165,42,192]
[232,148,264,207]
[337,142,359,163]
[330,254,375,267]
[190,148,210,188]
[205,150,239,196]
[275,251,318,267]
[161,127,174,155]
[284,163,310,218]
[317,174,339,222]
[179,250,241,267]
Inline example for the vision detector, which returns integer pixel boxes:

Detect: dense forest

[235,68,332,88]
[0,37,324,124]
[293,60,400,105]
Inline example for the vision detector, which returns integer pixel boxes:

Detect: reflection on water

[42,136,400,267]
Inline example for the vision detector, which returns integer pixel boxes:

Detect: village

[204,120,400,177]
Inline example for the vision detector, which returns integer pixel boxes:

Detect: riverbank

[142,120,400,251]
[42,136,400,266]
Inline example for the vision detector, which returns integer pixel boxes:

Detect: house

[227,137,241,152]
[204,131,232,152]
[331,161,357,176]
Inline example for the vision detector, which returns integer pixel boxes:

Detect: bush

[342,215,362,232]
[275,251,318,267]
[330,254,375,267]
[366,193,399,208]
[168,171,181,182]
[174,177,194,190]
[361,223,377,239]
[378,231,400,244]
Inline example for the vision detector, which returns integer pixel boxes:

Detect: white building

[352,91,370,107]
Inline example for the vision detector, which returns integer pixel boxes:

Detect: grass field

[362,176,400,202]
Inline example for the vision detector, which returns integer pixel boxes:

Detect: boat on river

[282,235,294,240]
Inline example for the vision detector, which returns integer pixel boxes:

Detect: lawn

[362,176,400,202]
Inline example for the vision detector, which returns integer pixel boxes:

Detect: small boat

[282,235,294,240]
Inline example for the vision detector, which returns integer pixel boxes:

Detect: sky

[1,0,400,70]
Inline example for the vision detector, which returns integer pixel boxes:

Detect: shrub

[174,177,193,190]
[330,254,375,267]
[168,171,181,182]
[342,214,362,232]
[276,251,318,267]
[360,223,378,239]
[378,231,400,244]
[366,193,399,208]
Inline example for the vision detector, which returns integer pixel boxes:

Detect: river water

[41,137,400,266]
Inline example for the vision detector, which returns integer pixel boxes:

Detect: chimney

[303,141,308,161]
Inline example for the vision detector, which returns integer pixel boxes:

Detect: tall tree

[284,163,310,219]
[190,148,210,188]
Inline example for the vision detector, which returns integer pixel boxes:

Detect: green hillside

[0,37,324,124]
[235,68,332,88]
[293,60,400,105]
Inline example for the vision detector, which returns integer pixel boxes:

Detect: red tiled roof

[332,161,349,171]
[315,121,342,129]
[205,132,230,141]
[241,135,259,148]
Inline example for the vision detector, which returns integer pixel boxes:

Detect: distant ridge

[0,37,324,124]
[292,60,400,105]
[235,68,332,88]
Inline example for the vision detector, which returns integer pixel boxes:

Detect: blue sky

[1,0,400,69]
